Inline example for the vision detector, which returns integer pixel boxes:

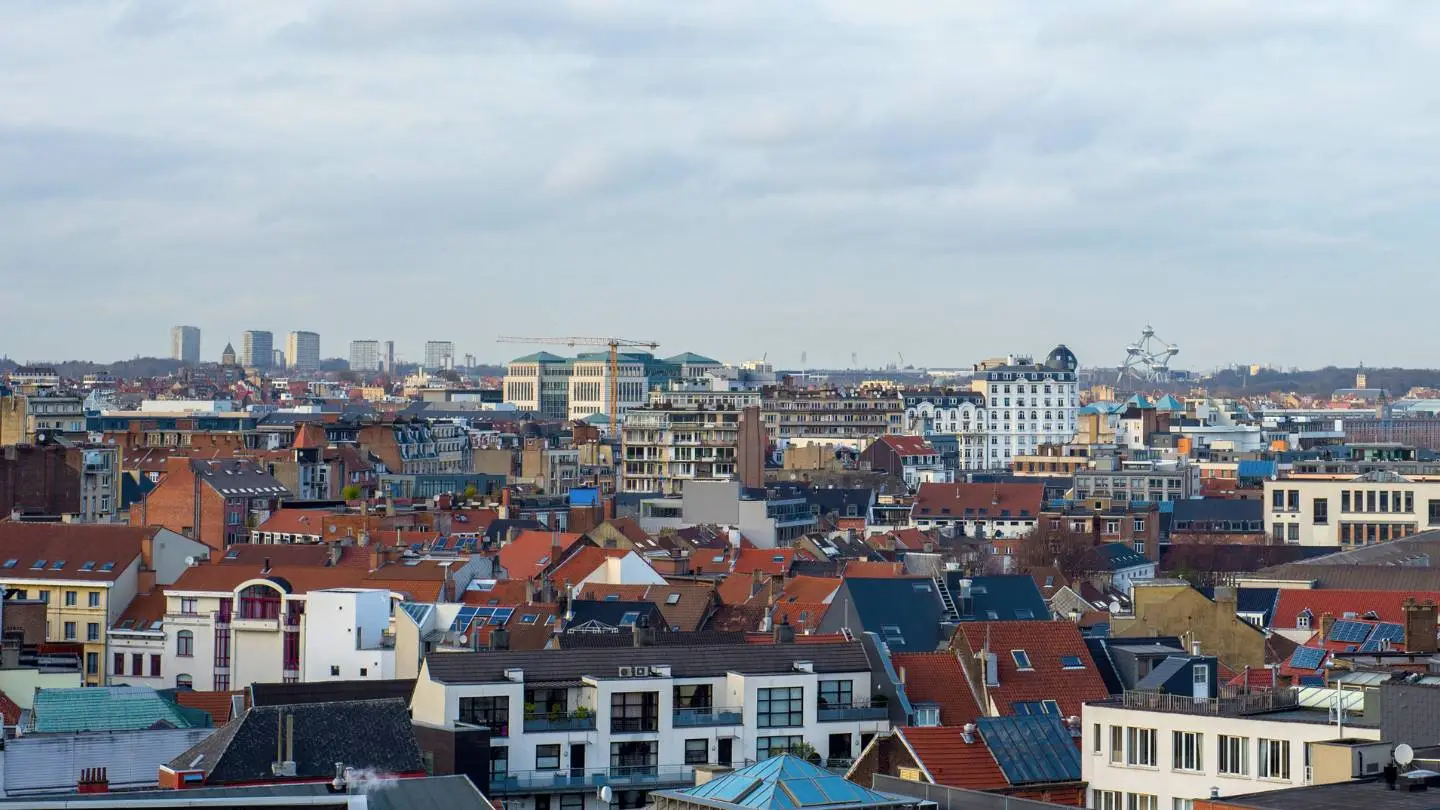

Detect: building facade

[285,331,321,372]
[504,353,573,420]
[1074,459,1199,504]
[349,340,382,372]
[621,403,744,495]
[973,346,1080,468]
[170,326,200,366]
[761,389,904,444]
[425,341,456,370]
[241,331,274,369]
[902,389,988,471]
[1262,471,1440,547]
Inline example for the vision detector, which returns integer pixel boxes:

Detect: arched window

[176,674,193,691]
[176,630,194,657]
[239,584,282,620]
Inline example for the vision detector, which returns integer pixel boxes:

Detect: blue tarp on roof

[1237,460,1278,479]
[979,715,1083,785]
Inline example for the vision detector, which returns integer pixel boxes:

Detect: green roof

[508,351,569,364]
[665,352,719,364]
[33,686,201,733]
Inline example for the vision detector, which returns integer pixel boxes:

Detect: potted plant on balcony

[573,705,592,720]
[524,702,537,719]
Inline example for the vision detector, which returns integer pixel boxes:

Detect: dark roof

[824,577,945,652]
[483,519,543,543]
[190,459,291,498]
[978,715,1082,785]
[1135,655,1192,690]
[425,641,872,685]
[1089,542,1152,571]
[1200,778,1440,810]
[168,698,424,783]
[947,574,1052,621]
[563,600,665,633]
[0,775,491,810]
[1170,498,1264,523]
[1083,636,1185,695]
[249,679,416,707]
[557,630,747,649]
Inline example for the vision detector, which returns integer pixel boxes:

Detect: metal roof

[0,774,492,809]
[977,715,1083,785]
[660,755,911,810]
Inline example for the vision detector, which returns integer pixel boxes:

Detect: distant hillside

[1173,366,1440,397]
[0,356,184,379]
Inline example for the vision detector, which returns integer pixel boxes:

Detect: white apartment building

[286,331,321,372]
[426,341,456,370]
[621,402,744,495]
[350,340,381,372]
[1083,690,1378,810]
[1263,472,1440,547]
[411,641,889,810]
[901,391,987,471]
[569,353,652,422]
[973,346,1080,467]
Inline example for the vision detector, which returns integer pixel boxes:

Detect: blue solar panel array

[1290,646,1326,670]
[1329,620,1371,644]
[1370,622,1405,644]
[400,602,431,625]
[978,715,1083,785]
[450,606,481,632]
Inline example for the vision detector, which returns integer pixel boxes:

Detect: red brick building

[130,458,290,553]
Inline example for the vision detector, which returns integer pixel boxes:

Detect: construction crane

[497,336,659,434]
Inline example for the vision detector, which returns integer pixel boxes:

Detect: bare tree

[1014,525,1095,582]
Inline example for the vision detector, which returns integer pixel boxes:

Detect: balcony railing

[817,700,889,722]
[1120,688,1299,717]
[489,765,695,795]
[523,712,597,733]
[673,706,743,727]
[610,717,660,733]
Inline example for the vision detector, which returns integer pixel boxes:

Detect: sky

[5,1,1440,371]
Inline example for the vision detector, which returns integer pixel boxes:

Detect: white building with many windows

[973,346,1080,468]
[1263,472,1440,547]
[411,640,890,810]
[1082,689,1378,810]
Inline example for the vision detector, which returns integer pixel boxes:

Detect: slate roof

[1170,498,1264,524]
[1089,542,1152,571]
[953,621,1109,719]
[168,698,424,783]
[425,641,872,685]
[1135,655,1193,690]
[32,686,200,733]
[0,775,494,810]
[823,577,945,652]
[191,459,291,498]
[660,754,911,810]
[947,574,1052,621]
[576,581,718,632]
[892,652,983,727]
[249,679,417,707]
[565,599,664,633]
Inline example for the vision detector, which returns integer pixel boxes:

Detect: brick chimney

[603,497,616,521]
[1319,611,1335,641]
[1404,598,1439,654]
[77,767,109,794]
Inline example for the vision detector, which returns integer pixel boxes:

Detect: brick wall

[131,461,227,553]
[0,444,82,516]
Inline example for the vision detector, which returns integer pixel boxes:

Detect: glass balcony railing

[523,712,597,733]
[816,700,889,722]
[673,706,743,727]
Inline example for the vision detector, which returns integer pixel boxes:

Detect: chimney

[603,497,616,521]
[328,544,342,567]
[1404,598,1439,654]
[774,616,795,644]
[491,627,510,651]
[1319,611,1336,641]
[632,614,658,647]
[77,767,109,794]
[261,557,272,576]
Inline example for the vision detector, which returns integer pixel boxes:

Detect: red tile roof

[781,576,842,603]
[174,690,247,725]
[463,580,533,605]
[114,589,168,629]
[897,727,1006,790]
[877,435,941,458]
[954,621,1109,719]
[913,482,1044,521]
[547,547,637,588]
[292,423,327,450]
[0,524,149,582]
[716,572,780,607]
[771,602,829,634]
[0,690,21,727]
[576,582,718,632]
[1272,589,1440,630]
[893,652,984,727]
[876,528,930,552]
[1226,666,1279,690]
[499,531,584,580]
[732,548,796,576]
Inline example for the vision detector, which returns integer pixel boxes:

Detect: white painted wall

[302,589,397,681]
[577,553,667,587]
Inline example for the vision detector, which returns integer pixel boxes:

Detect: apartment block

[349,340,381,372]
[761,389,904,444]
[621,403,744,495]
[285,331,321,372]
[241,330,273,369]
[973,346,1080,467]
[170,326,200,365]
[1262,472,1440,546]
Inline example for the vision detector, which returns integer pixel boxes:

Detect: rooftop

[1204,777,1440,810]
[656,755,912,810]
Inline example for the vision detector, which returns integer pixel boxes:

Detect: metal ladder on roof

[935,574,959,621]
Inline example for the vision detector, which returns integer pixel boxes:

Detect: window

[1093,791,1123,810]
[1172,731,1203,771]
[536,744,561,770]
[1110,726,1123,764]
[1287,523,1299,542]
[685,739,709,765]
[132,653,143,676]
[86,652,99,675]
[489,746,508,781]
[113,652,125,676]
[330,666,340,677]
[559,796,583,810]
[1342,491,1351,512]
[39,590,49,603]
[1259,738,1290,780]
[915,705,940,726]
[63,621,76,640]
[818,680,853,709]
[459,696,510,737]
[87,623,99,641]
[758,687,803,728]
[181,598,198,614]
[176,674,193,690]
[1127,794,1157,810]
[610,691,659,732]
[64,590,77,607]
[1134,517,1146,532]
[757,736,803,759]
[1296,611,1311,630]
[1218,735,1248,775]
[1126,727,1157,766]
[1271,489,1284,509]
[1173,800,1194,810]
[1061,655,1085,670]
[1011,650,1033,670]
[176,630,194,657]
[1313,498,1328,525]
[150,654,162,677]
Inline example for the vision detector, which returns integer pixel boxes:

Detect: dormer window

[1296,609,1312,630]
[914,704,941,727]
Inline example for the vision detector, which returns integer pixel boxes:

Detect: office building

[425,341,455,370]
[761,388,905,444]
[170,326,200,366]
[1262,471,1440,546]
[241,331,273,369]
[972,345,1080,467]
[286,331,321,372]
[349,340,381,372]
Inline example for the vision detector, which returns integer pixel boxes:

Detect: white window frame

[1172,731,1203,772]
[1258,738,1290,781]
[1218,735,1248,776]
[1126,727,1157,767]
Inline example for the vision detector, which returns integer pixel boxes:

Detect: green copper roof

[508,351,569,364]
[665,352,720,364]
[33,686,201,733]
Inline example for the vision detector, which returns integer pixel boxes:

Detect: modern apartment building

[0,392,86,444]
[621,403,744,495]
[285,331,321,372]
[425,341,456,370]
[410,640,889,810]
[972,346,1080,467]
[503,352,724,424]
[1074,458,1199,504]
[170,326,200,366]
[760,389,904,444]
[1262,471,1440,546]
[349,340,381,372]
[241,330,274,369]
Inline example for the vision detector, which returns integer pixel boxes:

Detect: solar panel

[1290,646,1326,670]
[490,608,515,625]
[704,776,759,803]
[449,606,480,632]
[1358,639,1383,653]
[1329,620,1370,643]
[1370,622,1405,644]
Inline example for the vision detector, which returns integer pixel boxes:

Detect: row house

[859,436,950,491]
[130,458,291,553]
[1262,471,1440,547]
[358,417,470,477]
[410,640,889,810]
[910,482,1044,541]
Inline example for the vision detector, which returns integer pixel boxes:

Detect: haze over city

[6,2,1440,366]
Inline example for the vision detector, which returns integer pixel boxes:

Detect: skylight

[100,562,115,572]
[80,561,95,572]
[50,560,66,570]
[619,611,641,627]
[1011,650,1033,670]
[665,593,681,605]
[1,559,15,569]
[1060,655,1086,670]
[31,559,46,570]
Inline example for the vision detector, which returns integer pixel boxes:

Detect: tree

[341,485,363,501]
[1014,524,1096,582]
[463,485,479,500]
[783,740,821,764]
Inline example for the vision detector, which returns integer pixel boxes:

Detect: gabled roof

[977,715,1083,785]
[895,726,1006,790]
[32,686,200,733]
[947,574,1052,621]
[662,755,910,810]
[576,582,718,632]
[892,652,983,727]
[168,698,424,783]
[547,546,637,587]
[734,548,797,576]
[913,483,1044,522]
[874,435,940,458]
[499,530,584,580]
[827,577,945,653]
[953,621,1109,719]
[566,599,665,633]
[1089,542,1152,572]
[780,575,842,604]
[0,524,150,582]
[1271,589,1440,629]
[0,690,20,727]
[664,352,720,364]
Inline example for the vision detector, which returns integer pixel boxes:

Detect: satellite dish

[598,786,615,804]
[1396,744,1415,766]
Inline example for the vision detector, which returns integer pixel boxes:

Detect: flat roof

[1210,777,1440,810]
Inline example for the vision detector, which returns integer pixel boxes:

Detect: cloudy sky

[5,1,1440,371]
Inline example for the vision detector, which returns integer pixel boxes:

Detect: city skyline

[7,4,1440,368]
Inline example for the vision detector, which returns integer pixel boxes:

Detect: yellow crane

[496,336,659,434]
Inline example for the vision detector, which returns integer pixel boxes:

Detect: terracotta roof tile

[876,435,941,458]
[499,531,584,580]
[0,690,22,726]
[898,726,1007,790]
[954,621,1109,719]
[771,602,829,634]
[716,573,779,606]
[599,517,649,545]
[576,582,718,632]
[893,652,985,727]
[547,547,636,588]
[0,524,148,582]
[1272,589,1440,630]
[464,580,533,606]
[780,576,842,604]
[913,482,1044,521]
[114,589,168,629]
[732,548,796,576]
[174,690,247,725]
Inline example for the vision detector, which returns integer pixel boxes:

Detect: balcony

[1120,688,1299,717]
[523,711,597,733]
[610,717,660,733]
[489,765,695,795]
[817,700,889,722]
[673,706,742,727]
